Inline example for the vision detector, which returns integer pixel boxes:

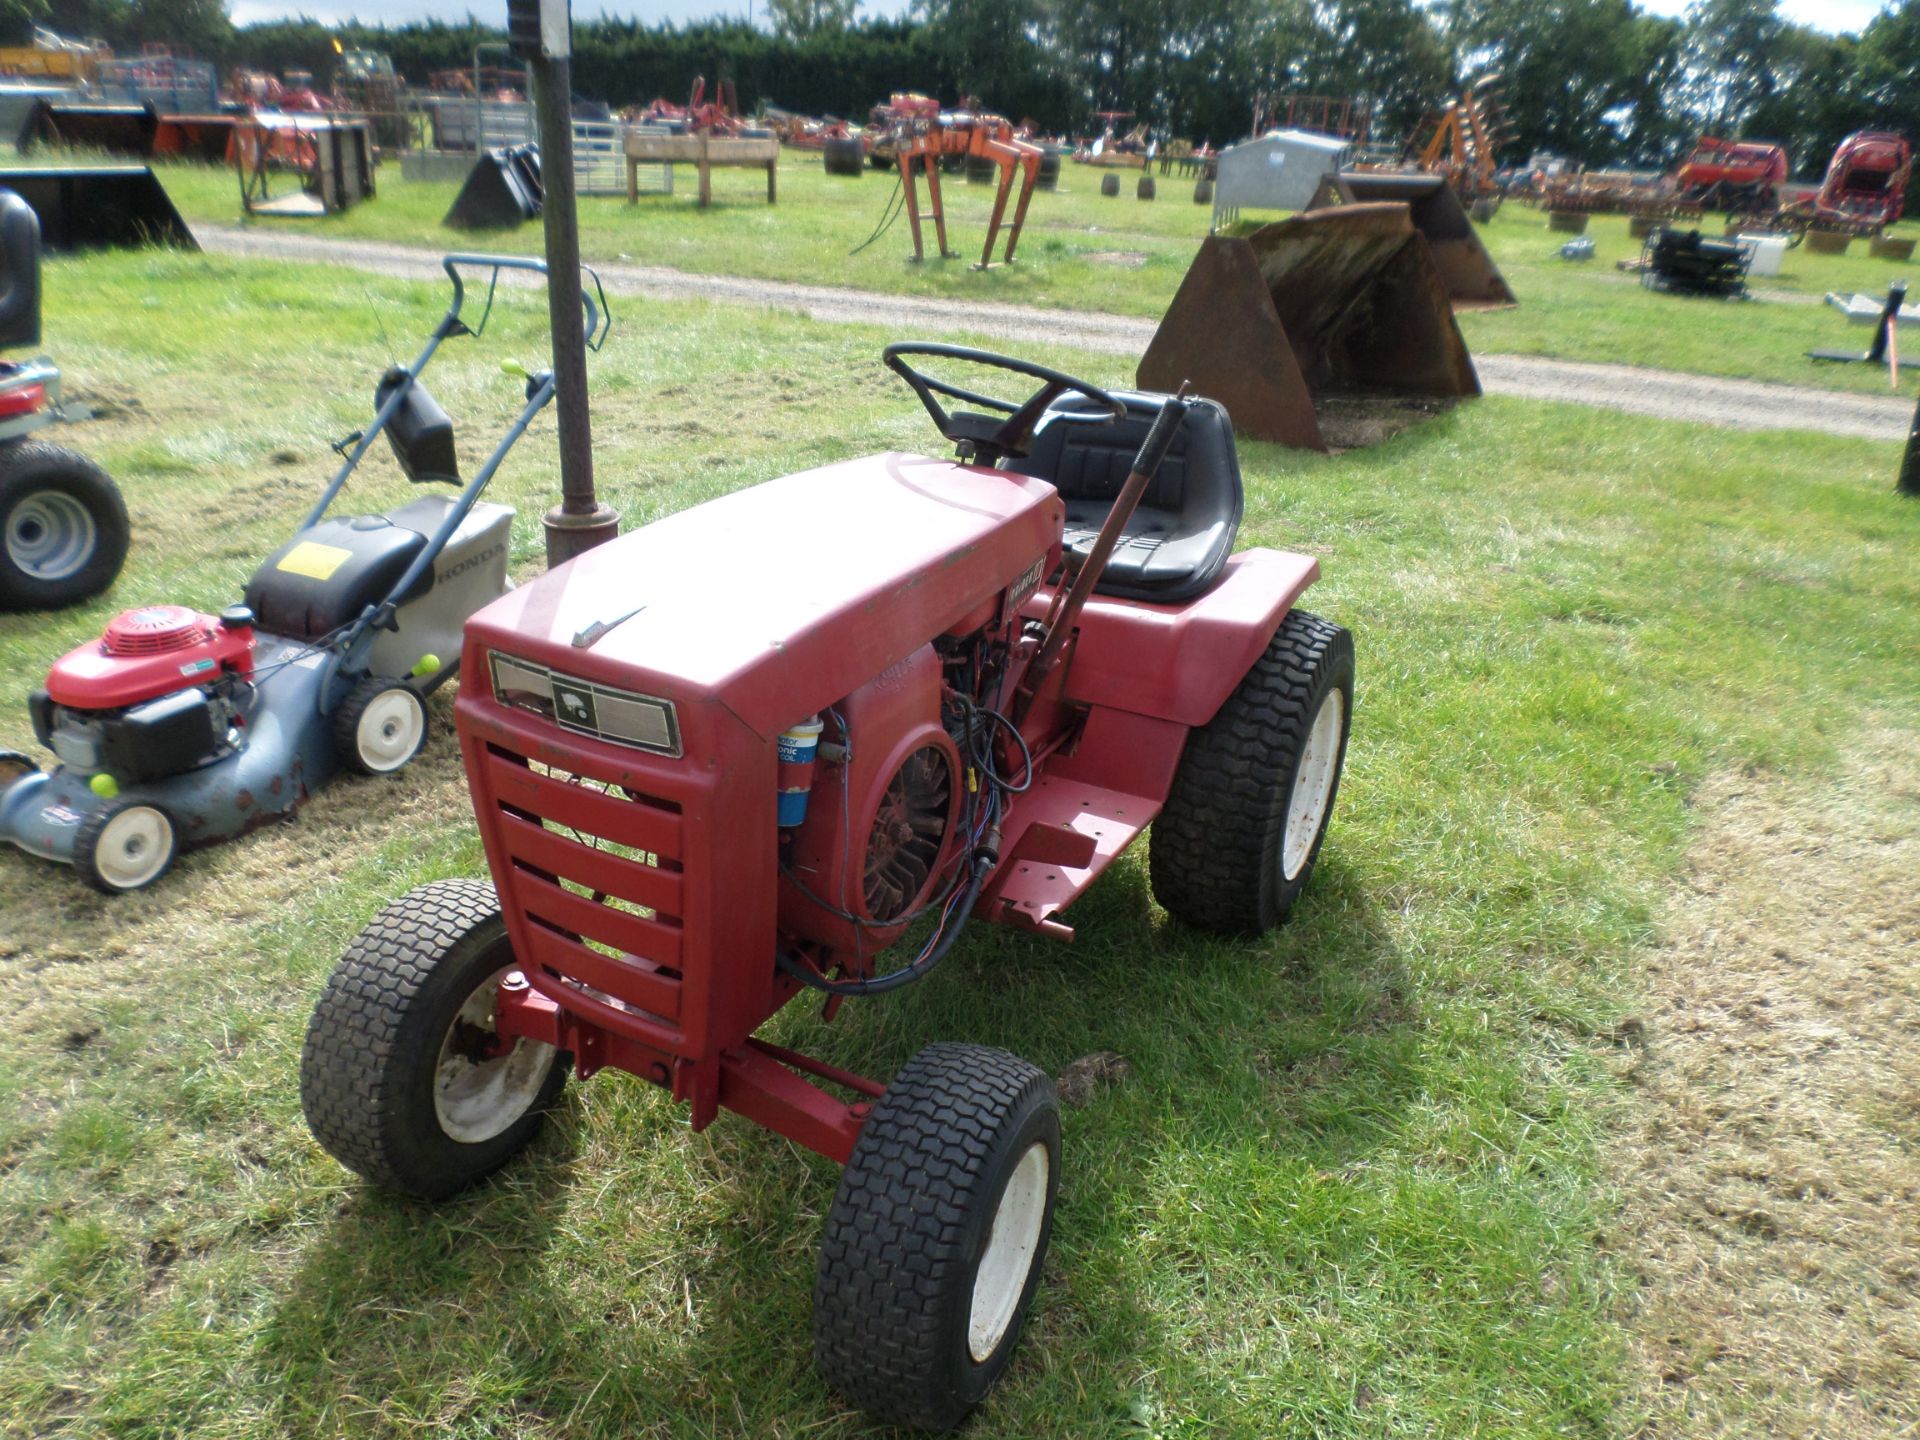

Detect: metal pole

[531,52,618,563]
[1901,387,1920,497]
[1867,281,1905,366]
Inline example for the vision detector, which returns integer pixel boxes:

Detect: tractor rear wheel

[0,440,129,611]
[814,1043,1060,1430]
[334,677,427,776]
[1149,609,1354,934]
[301,879,566,1200]
[74,799,176,894]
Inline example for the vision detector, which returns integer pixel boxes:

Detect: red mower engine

[30,604,257,784]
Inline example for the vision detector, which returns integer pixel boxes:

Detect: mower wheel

[814,1043,1060,1430]
[1150,609,1354,934]
[0,440,129,611]
[74,799,176,894]
[301,879,566,1200]
[335,678,427,776]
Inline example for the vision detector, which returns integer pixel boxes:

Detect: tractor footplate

[982,776,1158,939]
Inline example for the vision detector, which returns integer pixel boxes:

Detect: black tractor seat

[1005,390,1242,604]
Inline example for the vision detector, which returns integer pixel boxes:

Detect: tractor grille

[479,739,688,1031]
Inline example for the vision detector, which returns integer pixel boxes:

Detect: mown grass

[95,149,1920,395]
[0,251,1916,1439]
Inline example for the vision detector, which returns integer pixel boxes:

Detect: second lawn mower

[0,255,608,892]
[303,344,1355,1429]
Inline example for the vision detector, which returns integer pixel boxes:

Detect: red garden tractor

[0,186,127,610]
[301,346,1355,1429]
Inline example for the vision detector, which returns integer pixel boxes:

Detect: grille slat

[519,870,684,966]
[522,924,683,1023]
[499,811,683,917]
[485,751,683,855]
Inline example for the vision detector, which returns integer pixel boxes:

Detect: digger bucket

[17,100,158,156]
[1138,203,1479,451]
[0,166,196,251]
[1310,172,1517,309]
[444,145,543,230]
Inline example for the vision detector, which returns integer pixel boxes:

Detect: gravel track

[196,224,1914,443]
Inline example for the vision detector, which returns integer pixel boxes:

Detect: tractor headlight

[489,652,556,720]
[488,652,681,757]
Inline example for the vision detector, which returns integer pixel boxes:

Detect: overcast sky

[229,0,1891,33]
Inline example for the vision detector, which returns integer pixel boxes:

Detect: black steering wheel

[883,343,1125,464]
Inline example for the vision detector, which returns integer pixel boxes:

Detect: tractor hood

[464,451,1063,741]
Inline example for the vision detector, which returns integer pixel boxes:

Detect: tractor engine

[775,622,1017,972]
[29,604,255,783]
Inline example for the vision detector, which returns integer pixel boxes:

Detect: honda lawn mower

[0,254,609,893]
[302,345,1354,1429]
[0,186,129,611]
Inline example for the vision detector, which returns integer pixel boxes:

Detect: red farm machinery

[1672,135,1789,215]
[870,94,1044,267]
[1798,130,1911,233]
[1668,131,1911,240]
[301,345,1355,1429]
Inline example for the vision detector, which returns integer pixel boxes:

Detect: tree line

[10,0,1920,178]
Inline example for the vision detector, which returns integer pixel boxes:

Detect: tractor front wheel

[814,1043,1060,1430]
[0,440,129,611]
[300,879,566,1200]
[1149,609,1354,934]
[335,678,427,776]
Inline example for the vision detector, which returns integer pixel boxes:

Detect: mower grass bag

[1139,203,1481,451]
[1309,171,1517,309]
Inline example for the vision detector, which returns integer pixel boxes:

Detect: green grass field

[1,252,1916,1438]
[111,151,1920,396]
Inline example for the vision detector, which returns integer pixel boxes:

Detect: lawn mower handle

[341,366,559,663]
[441,254,611,353]
[301,255,608,533]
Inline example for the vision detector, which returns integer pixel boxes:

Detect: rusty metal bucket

[1309,172,1517,310]
[1137,203,1480,451]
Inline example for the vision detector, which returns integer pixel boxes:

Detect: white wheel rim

[6,489,96,582]
[968,1140,1049,1363]
[1281,688,1345,883]
[433,967,558,1144]
[93,805,173,890]
[356,689,424,773]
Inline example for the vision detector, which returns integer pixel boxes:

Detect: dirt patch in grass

[1613,729,1920,1438]
[1314,392,1458,450]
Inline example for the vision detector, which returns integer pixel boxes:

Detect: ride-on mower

[0,186,129,610]
[302,346,1354,1429]
[0,255,608,892]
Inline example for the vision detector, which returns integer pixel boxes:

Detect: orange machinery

[882,94,1043,268]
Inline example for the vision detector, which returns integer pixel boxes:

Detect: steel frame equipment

[885,95,1043,268]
